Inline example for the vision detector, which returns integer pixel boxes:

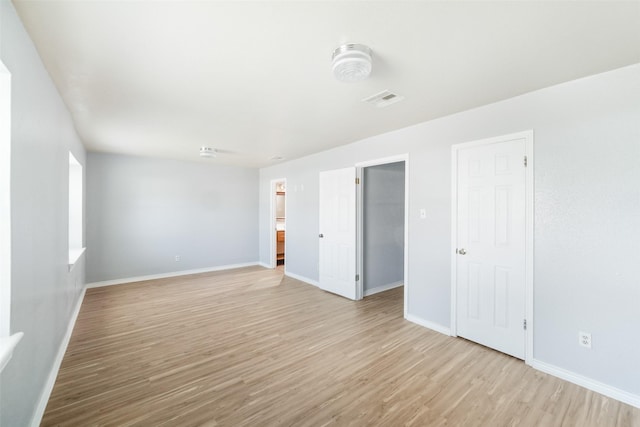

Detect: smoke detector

[199,147,216,158]
[332,43,372,83]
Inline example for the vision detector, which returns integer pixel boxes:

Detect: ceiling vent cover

[362,90,405,108]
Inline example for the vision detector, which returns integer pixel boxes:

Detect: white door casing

[269,178,286,269]
[355,154,409,307]
[452,131,533,361]
[319,167,357,300]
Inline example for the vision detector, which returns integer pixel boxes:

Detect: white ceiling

[13,1,640,168]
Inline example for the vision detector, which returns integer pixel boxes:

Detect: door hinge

[355,177,360,184]
[523,319,527,330]
[524,156,528,167]
[356,274,360,281]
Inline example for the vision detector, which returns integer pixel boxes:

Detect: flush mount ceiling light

[332,43,372,83]
[199,146,216,158]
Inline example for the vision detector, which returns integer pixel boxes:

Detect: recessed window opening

[1,60,11,338]
[68,152,84,269]
[1,59,23,371]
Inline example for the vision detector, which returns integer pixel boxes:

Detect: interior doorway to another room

[317,156,408,308]
[272,179,286,269]
[359,160,406,304]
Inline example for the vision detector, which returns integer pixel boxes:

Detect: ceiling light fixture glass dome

[332,43,372,83]
[199,146,216,158]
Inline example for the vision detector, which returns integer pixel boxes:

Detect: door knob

[458,248,467,255]
[319,233,324,238]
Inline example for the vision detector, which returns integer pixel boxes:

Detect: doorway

[451,131,534,362]
[271,179,286,270]
[361,161,406,299]
[317,155,409,310]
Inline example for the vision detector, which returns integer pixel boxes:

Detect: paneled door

[319,167,357,300]
[455,136,527,359]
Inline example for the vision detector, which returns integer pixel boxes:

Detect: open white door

[319,167,357,300]
[454,135,527,359]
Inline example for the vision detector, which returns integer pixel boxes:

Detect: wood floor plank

[41,267,640,426]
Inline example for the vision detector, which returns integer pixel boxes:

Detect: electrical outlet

[579,331,592,349]
[175,255,181,262]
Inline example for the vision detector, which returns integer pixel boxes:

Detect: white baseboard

[30,286,86,427]
[284,271,319,287]
[364,281,403,297]
[258,262,272,269]
[405,313,451,336]
[532,359,640,409]
[404,314,639,409]
[86,262,260,288]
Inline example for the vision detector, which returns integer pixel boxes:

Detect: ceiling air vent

[362,90,405,108]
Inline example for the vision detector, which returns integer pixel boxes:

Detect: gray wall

[0,1,86,425]
[363,162,405,293]
[86,153,259,283]
[259,64,640,397]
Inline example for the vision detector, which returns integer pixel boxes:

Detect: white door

[319,167,357,300]
[455,137,526,359]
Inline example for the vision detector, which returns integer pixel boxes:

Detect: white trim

[355,166,364,300]
[524,132,535,365]
[258,262,271,269]
[270,178,287,269]
[0,60,12,338]
[403,157,410,318]
[363,281,403,297]
[68,152,83,263]
[30,287,86,427]
[269,179,277,269]
[450,130,534,364]
[532,359,640,409]
[355,154,409,168]
[0,332,23,373]
[450,148,458,337]
[86,262,259,288]
[355,154,410,315]
[284,271,319,287]
[405,314,451,337]
[68,247,86,271]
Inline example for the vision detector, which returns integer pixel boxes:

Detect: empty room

[1,1,639,425]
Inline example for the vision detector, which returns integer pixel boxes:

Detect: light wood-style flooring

[42,266,639,426]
